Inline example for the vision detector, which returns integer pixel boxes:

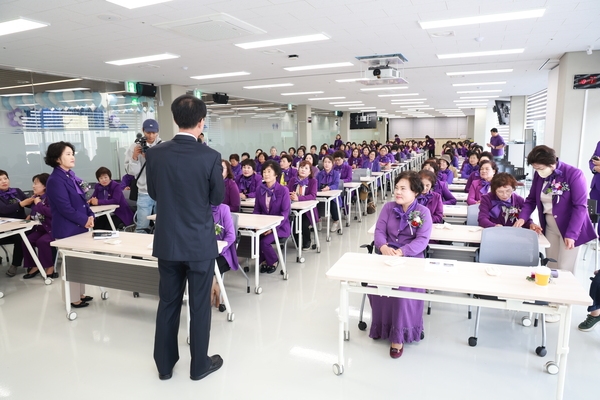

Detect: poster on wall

[573,74,600,89]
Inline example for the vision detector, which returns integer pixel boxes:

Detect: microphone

[136,133,143,139]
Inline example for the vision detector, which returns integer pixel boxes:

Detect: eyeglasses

[496,188,514,195]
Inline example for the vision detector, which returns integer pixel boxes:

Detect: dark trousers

[93,215,124,231]
[154,258,214,377]
[428,149,435,159]
[293,215,312,247]
[0,234,24,266]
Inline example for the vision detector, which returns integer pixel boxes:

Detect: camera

[593,155,600,161]
[135,133,149,153]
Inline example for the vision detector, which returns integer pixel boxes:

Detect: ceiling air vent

[154,13,266,42]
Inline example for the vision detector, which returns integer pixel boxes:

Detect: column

[509,95,526,141]
[339,112,350,142]
[297,104,312,148]
[377,117,387,141]
[156,84,187,141]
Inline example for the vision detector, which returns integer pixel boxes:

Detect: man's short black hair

[491,128,498,133]
[171,95,207,130]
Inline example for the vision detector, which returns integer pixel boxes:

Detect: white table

[290,200,321,262]
[90,204,120,231]
[51,232,234,324]
[455,178,468,185]
[359,175,379,207]
[453,192,468,202]
[316,190,344,242]
[343,182,362,226]
[326,252,591,400]
[233,213,287,294]
[240,198,255,211]
[448,183,466,192]
[443,204,468,218]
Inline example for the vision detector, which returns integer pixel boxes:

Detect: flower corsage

[544,180,569,197]
[503,206,521,223]
[408,211,424,234]
[214,223,223,236]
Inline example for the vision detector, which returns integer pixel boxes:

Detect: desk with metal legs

[90,204,120,231]
[316,190,344,242]
[290,200,320,263]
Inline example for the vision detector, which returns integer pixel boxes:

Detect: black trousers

[154,258,214,377]
[0,234,24,266]
[93,215,124,231]
[292,214,312,247]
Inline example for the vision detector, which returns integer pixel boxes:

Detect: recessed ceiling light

[46,88,91,93]
[335,78,368,83]
[446,69,513,76]
[231,107,258,110]
[391,98,427,102]
[456,90,502,94]
[308,97,346,100]
[329,101,362,104]
[106,0,172,9]
[106,53,180,66]
[399,105,430,108]
[460,95,499,99]
[378,93,419,97]
[281,91,324,96]
[61,99,93,102]
[0,78,83,91]
[0,93,34,97]
[235,33,329,49]
[349,106,376,110]
[359,87,408,92]
[243,83,293,89]
[453,82,506,87]
[437,49,524,59]
[419,9,545,29]
[284,62,353,72]
[191,71,250,80]
[0,18,49,37]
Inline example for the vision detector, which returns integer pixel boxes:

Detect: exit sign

[193,89,202,98]
[124,81,137,93]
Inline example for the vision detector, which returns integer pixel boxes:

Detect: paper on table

[425,259,457,272]
[384,258,405,267]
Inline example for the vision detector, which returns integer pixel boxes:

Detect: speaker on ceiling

[212,92,229,104]
[136,83,157,97]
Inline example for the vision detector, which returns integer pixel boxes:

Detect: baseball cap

[143,119,159,133]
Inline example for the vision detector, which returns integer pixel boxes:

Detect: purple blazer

[437,169,454,184]
[334,139,343,149]
[361,159,381,172]
[0,188,27,219]
[292,156,303,167]
[589,141,600,194]
[91,180,134,226]
[119,174,134,190]
[316,169,340,191]
[212,204,239,271]
[231,164,242,180]
[417,191,444,224]
[465,170,481,193]
[334,162,353,183]
[223,178,240,213]
[269,155,281,162]
[520,160,597,246]
[255,162,264,175]
[478,192,532,228]
[288,177,319,223]
[236,173,262,198]
[461,163,478,179]
[433,181,456,205]
[374,201,433,257]
[46,167,94,239]
[279,167,298,186]
[30,194,53,235]
[253,182,291,238]
[467,179,491,205]
[348,156,362,168]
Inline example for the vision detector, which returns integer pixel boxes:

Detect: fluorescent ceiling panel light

[0,78,82,91]
[308,97,346,100]
[391,98,427,102]
[191,71,250,80]
[460,95,499,99]
[437,49,524,59]
[106,53,179,66]
[349,107,376,110]
[378,93,419,97]
[399,105,430,108]
[390,102,424,105]
[284,62,353,72]
[238,113,256,115]
[453,82,506,87]
[46,88,91,92]
[454,99,490,102]
[446,69,513,76]
[456,90,502,94]
[281,91,323,96]
[235,33,329,49]
[458,105,487,108]
[0,18,49,37]
[106,0,172,9]
[329,101,362,104]
[256,107,281,110]
[219,115,241,118]
[419,9,545,29]
[231,107,258,110]
[361,109,385,112]
[335,78,367,83]
[0,93,34,97]
[243,83,293,89]
[337,104,364,107]
[61,99,93,102]
[359,87,408,92]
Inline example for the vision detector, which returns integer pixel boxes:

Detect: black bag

[129,163,146,202]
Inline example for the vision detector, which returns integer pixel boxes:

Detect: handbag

[129,163,146,202]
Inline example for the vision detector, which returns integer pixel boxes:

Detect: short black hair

[480,151,494,160]
[0,169,7,179]
[395,171,424,195]
[32,173,49,187]
[418,169,437,187]
[241,152,250,159]
[95,167,112,180]
[280,154,293,164]
[322,155,334,164]
[333,150,345,160]
[241,158,256,170]
[229,153,240,162]
[45,141,75,168]
[171,95,207,130]
[422,160,439,174]
[304,153,318,166]
[257,152,268,162]
[527,145,558,166]
[491,128,498,133]
[262,160,281,177]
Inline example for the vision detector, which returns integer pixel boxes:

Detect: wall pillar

[156,84,187,141]
[297,104,312,148]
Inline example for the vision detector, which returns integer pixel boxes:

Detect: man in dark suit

[146,95,225,381]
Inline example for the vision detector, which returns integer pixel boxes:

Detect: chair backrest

[231,212,241,245]
[466,204,480,226]
[588,199,598,224]
[479,226,540,266]
[352,168,369,182]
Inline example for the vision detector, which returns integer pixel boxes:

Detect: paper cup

[535,266,551,286]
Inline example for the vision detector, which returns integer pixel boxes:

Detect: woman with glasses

[478,173,533,229]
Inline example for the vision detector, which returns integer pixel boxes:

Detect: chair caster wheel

[536,346,547,357]
[346,222,351,227]
[468,337,477,347]
[255,287,262,295]
[67,312,77,321]
[333,363,344,376]
[337,229,342,235]
[218,304,226,312]
[283,273,289,280]
[421,331,425,340]
[326,237,331,242]
[244,267,250,273]
[311,244,317,250]
[101,292,109,300]
[353,217,357,221]
[227,313,234,322]
[133,292,140,298]
[44,278,52,285]
[522,316,532,327]
[358,321,367,331]
[545,361,559,375]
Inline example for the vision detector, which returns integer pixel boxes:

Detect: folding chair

[583,199,599,270]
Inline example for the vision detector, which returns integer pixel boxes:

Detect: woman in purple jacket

[288,161,318,250]
[212,203,238,274]
[348,148,362,169]
[236,159,262,200]
[333,134,343,150]
[437,154,454,184]
[460,151,480,179]
[316,156,342,232]
[589,141,600,233]
[422,161,456,205]
[221,160,240,213]
[253,160,291,274]
[372,171,432,358]
[478,173,532,228]
[467,160,496,205]
[89,166,134,230]
[416,170,444,224]
[45,141,94,308]
[515,146,597,274]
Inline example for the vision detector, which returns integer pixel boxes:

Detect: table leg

[553,305,571,400]
[19,231,49,283]
[326,200,331,242]
[295,212,304,263]
[214,261,234,321]
[253,233,262,294]
[107,215,117,231]
[310,208,321,252]
[345,189,352,227]
[333,281,349,375]
[355,188,362,222]
[62,252,76,320]
[272,234,288,280]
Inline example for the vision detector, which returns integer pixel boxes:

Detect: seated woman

[288,160,318,250]
[255,152,268,175]
[212,203,238,275]
[253,160,291,274]
[464,151,493,192]
[304,153,320,179]
[316,155,342,233]
[236,159,262,200]
[89,167,134,230]
[478,173,533,228]
[422,161,456,205]
[21,173,54,279]
[362,150,381,172]
[278,155,297,186]
[372,171,433,358]
[221,160,240,213]
[293,147,305,167]
[268,146,280,162]
[347,148,362,169]
[467,160,496,205]
[360,146,371,165]
[416,170,444,224]
[0,169,34,277]
[437,155,454,184]
[460,151,480,179]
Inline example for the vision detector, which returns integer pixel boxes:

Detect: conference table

[448,183,466,192]
[316,190,344,242]
[326,252,591,400]
[90,204,120,230]
[443,204,468,218]
[343,182,363,226]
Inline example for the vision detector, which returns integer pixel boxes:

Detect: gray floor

[0,201,598,400]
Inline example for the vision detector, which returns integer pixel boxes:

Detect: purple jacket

[416,191,444,224]
[348,156,362,168]
[589,141,600,193]
[520,160,597,246]
[316,169,341,190]
[253,182,291,238]
[288,177,319,223]
[119,174,134,190]
[433,181,457,205]
[461,163,478,179]
[465,169,481,193]
[30,194,53,235]
[374,201,433,257]
[46,167,94,239]
[437,169,454,184]
[292,156,303,167]
[334,162,353,183]
[223,178,240,213]
[467,179,491,205]
[212,204,239,271]
[0,187,27,219]
[478,192,532,228]
[269,155,281,162]
[236,173,262,198]
[279,167,298,186]
[334,139,343,149]
[490,135,505,157]
[361,159,381,172]
[91,180,134,226]
[231,164,242,180]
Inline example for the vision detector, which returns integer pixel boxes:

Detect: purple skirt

[368,286,425,344]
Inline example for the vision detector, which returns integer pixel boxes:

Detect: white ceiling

[1,0,599,117]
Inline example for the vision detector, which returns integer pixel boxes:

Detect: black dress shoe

[23,270,40,279]
[80,296,93,302]
[159,371,172,380]
[266,265,277,274]
[191,355,223,381]
[259,264,268,273]
[70,302,89,308]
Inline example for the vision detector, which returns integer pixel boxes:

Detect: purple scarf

[490,198,513,219]
[296,178,309,188]
[392,201,418,233]
[416,192,433,206]
[0,188,18,201]
[260,183,276,201]
[238,176,252,193]
[479,180,491,195]
[62,169,85,195]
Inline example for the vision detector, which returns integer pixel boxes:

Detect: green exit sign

[124,81,137,93]
[131,97,139,105]
[193,89,202,98]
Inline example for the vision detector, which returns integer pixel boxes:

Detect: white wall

[388,117,468,139]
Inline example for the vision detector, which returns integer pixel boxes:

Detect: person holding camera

[589,143,600,235]
[125,119,162,233]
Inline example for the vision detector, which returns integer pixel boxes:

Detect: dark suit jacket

[146,134,224,261]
